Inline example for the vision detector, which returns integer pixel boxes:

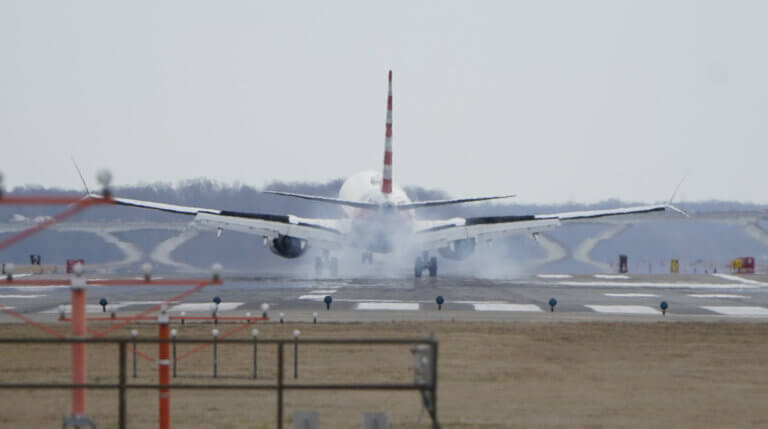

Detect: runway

[3,272,768,323]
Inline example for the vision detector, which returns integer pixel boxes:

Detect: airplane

[94,71,686,278]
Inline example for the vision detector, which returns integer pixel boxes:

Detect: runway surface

[3,272,768,323]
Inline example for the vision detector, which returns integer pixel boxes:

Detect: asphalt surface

[3,272,768,323]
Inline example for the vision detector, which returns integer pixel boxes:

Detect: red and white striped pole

[382,70,393,195]
[65,262,95,427]
[158,306,171,429]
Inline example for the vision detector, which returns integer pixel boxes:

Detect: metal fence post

[251,329,259,379]
[277,342,284,429]
[130,329,138,378]
[431,337,439,429]
[293,330,300,379]
[212,329,219,378]
[118,341,126,429]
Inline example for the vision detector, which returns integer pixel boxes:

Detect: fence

[0,336,440,429]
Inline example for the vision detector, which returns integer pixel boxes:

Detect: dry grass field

[1,320,768,428]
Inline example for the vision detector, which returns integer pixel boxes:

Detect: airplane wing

[414,204,683,250]
[94,195,346,250]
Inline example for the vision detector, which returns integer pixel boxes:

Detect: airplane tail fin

[382,70,393,195]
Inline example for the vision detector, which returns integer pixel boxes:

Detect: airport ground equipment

[671,259,679,273]
[619,254,628,273]
[731,257,755,274]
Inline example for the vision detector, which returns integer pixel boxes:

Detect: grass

[1,320,768,428]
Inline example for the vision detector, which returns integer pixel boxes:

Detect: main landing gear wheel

[414,255,438,278]
[315,256,339,277]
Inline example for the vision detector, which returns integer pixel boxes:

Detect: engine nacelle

[438,238,476,261]
[267,235,308,258]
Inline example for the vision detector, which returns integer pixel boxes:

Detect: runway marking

[356,302,419,311]
[0,294,46,298]
[169,302,244,312]
[298,295,327,301]
[537,274,572,279]
[603,293,659,298]
[309,290,336,294]
[472,303,542,312]
[119,301,180,306]
[689,294,750,299]
[701,306,768,317]
[585,305,660,315]
[42,304,131,314]
[711,273,768,286]
[0,306,15,310]
[0,286,69,291]
[595,274,630,279]
[558,281,755,289]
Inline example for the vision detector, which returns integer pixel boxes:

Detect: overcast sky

[1,1,766,204]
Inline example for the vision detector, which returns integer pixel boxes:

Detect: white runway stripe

[298,295,327,301]
[0,294,46,298]
[586,305,660,315]
[472,303,542,312]
[701,306,768,316]
[559,281,755,289]
[119,301,179,306]
[310,290,336,294]
[169,302,244,312]
[603,293,659,298]
[42,304,131,314]
[0,306,15,310]
[356,302,419,311]
[595,274,630,279]
[1,286,69,291]
[537,274,572,279]
[689,294,749,299]
[711,274,768,286]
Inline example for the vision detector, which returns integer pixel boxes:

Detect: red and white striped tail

[382,70,393,195]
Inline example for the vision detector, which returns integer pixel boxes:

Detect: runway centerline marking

[595,274,631,279]
[473,303,542,312]
[309,290,336,294]
[603,293,659,298]
[356,302,419,311]
[585,305,660,315]
[701,306,768,317]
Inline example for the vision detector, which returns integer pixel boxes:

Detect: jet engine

[267,235,308,258]
[438,238,476,260]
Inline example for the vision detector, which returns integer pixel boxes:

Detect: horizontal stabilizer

[263,191,379,210]
[397,195,516,210]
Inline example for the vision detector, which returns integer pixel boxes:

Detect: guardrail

[0,336,440,429]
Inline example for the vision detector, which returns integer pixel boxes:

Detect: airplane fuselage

[337,171,415,253]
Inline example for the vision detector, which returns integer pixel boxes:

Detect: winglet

[71,157,91,196]
[382,70,393,195]
[666,177,690,217]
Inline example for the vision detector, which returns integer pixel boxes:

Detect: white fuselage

[337,171,415,252]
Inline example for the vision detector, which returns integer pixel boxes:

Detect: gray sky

[1,1,766,204]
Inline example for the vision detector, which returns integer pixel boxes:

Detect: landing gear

[361,251,373,264]
[414,253,438,278]
[315,255,338,277]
